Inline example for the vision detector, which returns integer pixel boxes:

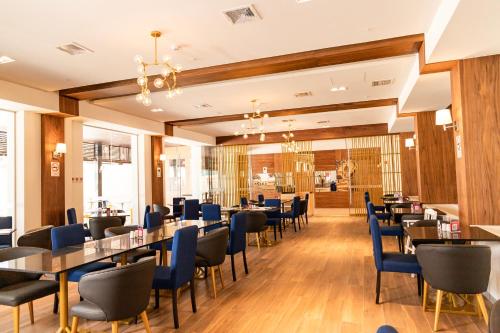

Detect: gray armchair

[245,211,267,250]
[195,227,229,298]
[70,257,156,333]
[17,225,53,250]
[104,226,156,264]
[416,244,491,331]
[0,247,59,332]
[153,204,176,221]
[89,216,123,240]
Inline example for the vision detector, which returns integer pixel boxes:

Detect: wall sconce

[156,154,166,178]
[53,143,66,159]
[159,153,166,163]
[405,137,415,150]
[435,108,457,131]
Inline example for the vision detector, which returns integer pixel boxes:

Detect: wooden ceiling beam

[167,98,398,127]
[216,123,389,145]
[59,34,424,101]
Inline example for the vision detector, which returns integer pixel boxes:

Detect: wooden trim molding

[164,123,173,136]
[59,95,79,116]
[420,60,458,75]
[216,123,388,145]
[151,136,164,205]
[168,98,398,127]
[59,34,423,101]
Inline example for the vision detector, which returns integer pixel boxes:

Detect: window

[0,111,15,220]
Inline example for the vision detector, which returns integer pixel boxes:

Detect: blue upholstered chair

[376,325,398,333]
[172,197,184,220]
[369,215,421,304]
[146,212,170,262]
[240,197,248,207]
[201,204,222,233]
[51,224,116,283]
[0,216,13,248]
[365,192,386,212]
[257,194,265,206]
[281,196,301,232]
[304,193,310,224]
[182,199,200,220]
[368,202,404,252]
[67,208,92,238]
[365,193,390,225]
[265,199,282,240]
[226,212,248,281]
[152,225,198,329]
[143,205,151,228]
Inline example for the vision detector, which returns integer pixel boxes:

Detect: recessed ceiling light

[150,108,164,112]
[0,56,15,64]
[330,86,348,92]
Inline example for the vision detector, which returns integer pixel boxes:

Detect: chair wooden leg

[242,250,249,274]
[70,316,79,333]
[375,271,381,304]
[422,280,429,310]
[28,301,34,324]
[112,321,119,333]
[218,265,224,288]
[476,294,489,326]
[172,288,179,329]
[433,289,443,331]
[53,293,59,314]
[417,274,422,296]
[154,289,160,309]
[13,306,20,333]
[256,233,260,250]
[210,266,217,298]
[230,254,236,281]
[273,224,277,241]
[292,217,297,232]
[140,311,151,333]
[279,221,283,239]
[190,278,197,313]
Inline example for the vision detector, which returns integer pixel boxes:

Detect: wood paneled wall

[41,114,65,226]
[313,149,348,171]
[450,54,499,225]
[415,112,457,204]
[399,132,418,196]
[151,136,164,205]
[251,154,276,175]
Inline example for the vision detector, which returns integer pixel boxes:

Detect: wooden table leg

[57,271,71,333]
[120,253,128,266]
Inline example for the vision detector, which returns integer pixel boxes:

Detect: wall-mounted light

[405,138,415,149]
[156,154,166,178]
[53,143,66,159]
[435,108,457,131]
[159,154,166,162]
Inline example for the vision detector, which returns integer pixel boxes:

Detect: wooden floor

[0,210,489,333]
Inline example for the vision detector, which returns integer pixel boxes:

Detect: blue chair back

[364,191,370,203]
[202,204,221,221]
[143,205,151,228]
[0,216,13,247]
[369,214,383,271]
[240,197,248,207]
[265,199,281,219]
[170,225,198,288]
[367,201,376,216]
[257,194,264,204]
[146,212,163,229]
[182,199,200,220]
[291,196,301,217]
[304,193,309,213]
[51,224,86,250]
[67,208,78,225]
[228,212,247,254]
[173,197,184,215]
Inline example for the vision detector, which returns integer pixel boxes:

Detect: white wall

[15,111,41,237]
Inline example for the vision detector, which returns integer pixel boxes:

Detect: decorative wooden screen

[347,135,402,216]
[279,141,315,194]
[206,145,249,207]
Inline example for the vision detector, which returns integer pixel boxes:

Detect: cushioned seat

[70,300,107,321]
[376,325,398,333]
[67,262,116,282]
[382,253,421,273]
[0,280,59,306]
[380,225,403,236]
[152,266,173,289]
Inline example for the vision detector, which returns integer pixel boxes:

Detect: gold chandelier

[134,31,183,106]
[234,99,269,142]
[282,120,298,152]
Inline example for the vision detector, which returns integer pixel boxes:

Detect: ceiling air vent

[294,91,313,98]
[57,42,94,55]
[223,5,261,24]
[371,79,393,87]
[194,103,212,109]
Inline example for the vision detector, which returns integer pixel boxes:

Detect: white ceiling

[95,56,414,123]
[429,0,500,62]
[184,106,395,137]
[0,0,441,91]
[401,72,451,113]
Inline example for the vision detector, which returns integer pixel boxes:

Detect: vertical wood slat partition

[348,135,402,216]
[208,145,249,208]
[280,141,315,194]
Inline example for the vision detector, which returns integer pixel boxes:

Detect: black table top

[405,225,500,242]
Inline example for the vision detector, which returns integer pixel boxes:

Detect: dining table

[0,219,223,333]
[405,224,500,243]
[391,207,447,224]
